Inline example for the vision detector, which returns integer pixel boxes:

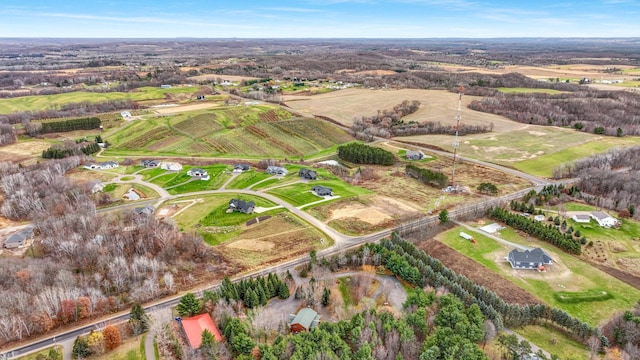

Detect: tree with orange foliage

[103,325,121,351]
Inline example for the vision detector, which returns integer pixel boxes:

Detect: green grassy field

[267,180,371,207]
[496,87,570,94]
[0,86,200,114]
[439,226,640,326]
[512,135,640,177]
[148,165,229,191]
[514,325,590,360]
[225,170,272,189]
[17,345,63,360]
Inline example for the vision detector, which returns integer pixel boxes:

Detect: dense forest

[552,146,640,220]
[0,158,228,345]
[469,90,640,136]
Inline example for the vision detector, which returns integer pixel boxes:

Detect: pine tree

[322,287,331,306]
[128,302,149,335]
[278,282,290,299]
[177,293,201,317]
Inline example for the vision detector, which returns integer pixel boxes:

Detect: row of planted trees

[488,206,583,254]
[368,234,607,349]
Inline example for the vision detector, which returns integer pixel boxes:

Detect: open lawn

[496,87,570,94]
[513,135,640,177]
[150,165,229,192]
[513,325,591,360]
[0,86,200,114]
[225,170,272,190]
[267,180,371,207]
[439,225,640,326]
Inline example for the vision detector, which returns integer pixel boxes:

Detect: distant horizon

[2,0,639,38]
[1,36,639,40]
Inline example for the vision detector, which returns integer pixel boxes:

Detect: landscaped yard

[225,170,272,189]
[284,181,370,206]
[438,225,640,326]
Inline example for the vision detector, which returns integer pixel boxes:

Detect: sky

[1,0,639,38]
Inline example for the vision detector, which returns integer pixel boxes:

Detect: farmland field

[105,105,353,157]
[0,86,200,114]
[436,225,640,325]
[496,87,570,94]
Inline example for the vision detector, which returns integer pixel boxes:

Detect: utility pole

[451,85,464,186]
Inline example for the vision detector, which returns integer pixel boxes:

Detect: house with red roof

[180,313,223,349]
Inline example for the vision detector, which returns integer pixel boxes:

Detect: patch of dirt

[616,258,640,277]
[609,243,628,253]
[153,102,219,114]
[0,140,51,157]
[330,204,391,225]
[227,239,275,251]
[416,239,542,305]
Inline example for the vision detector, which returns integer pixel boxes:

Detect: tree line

[406,164,449,188]
[0,123,16,146]
[35,117,101,134]
[41,141,101,159]
[469,90,640,136]
[337,143,396,166]
[369,234,606,350]
[553,146,640,220]
[488,206,583,255]
[350,99,492,141]
[217,274,290,309]
[0,99,136,125]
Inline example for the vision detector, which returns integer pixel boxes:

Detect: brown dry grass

[186,74,259,82]
[283,88,523,132]
[216,214,327,269]
[153,102,221,114]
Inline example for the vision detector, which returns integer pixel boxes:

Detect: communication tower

[451,85,464,186]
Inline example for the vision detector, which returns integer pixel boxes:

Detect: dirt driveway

[254,269,407,332]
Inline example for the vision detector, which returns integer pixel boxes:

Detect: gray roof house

[288,308,321,333]
[590,211,618,228]
[507,248,553,271]
[233,164,251,172]
[312,185,333,197]
[405,150,425,160]
[299,168,318,180]
[141,159,160,168]
[134,205,155,216]
[266,166,288,176]
[5,227,34,249]
[228,199,255,214]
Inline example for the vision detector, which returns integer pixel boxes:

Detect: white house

[590,211,618,228]
[161,162,183,171]
[120,111,132,119]
[187,168,210,180]
[572,214,591,223]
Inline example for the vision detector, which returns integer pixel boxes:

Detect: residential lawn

[513,325,591,360]
[124,166,144,174]
[169,194,279,229]
[139,167,168,180]
[225,170,272,189]
[513,137,640,177]
[267,180,372,207]
[439,226,640,326]
[17,345,63,360]
[562,202,597,211]
[250,178,284,190]
[0,86,199,114]
[152,165,230,191]
[120,176,135,181]
[496,87,570,94]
